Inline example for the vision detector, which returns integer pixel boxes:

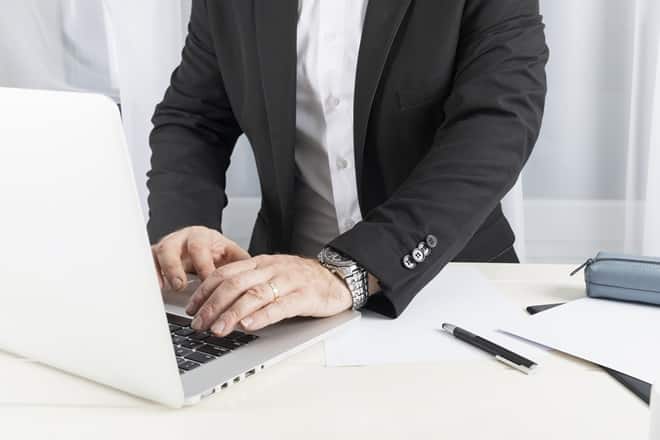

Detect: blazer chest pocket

[397,79,448,111]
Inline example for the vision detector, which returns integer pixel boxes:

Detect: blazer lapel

[354,0,412,194]
[254,0,298,248]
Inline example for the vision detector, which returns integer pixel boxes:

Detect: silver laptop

[0,87,359,407]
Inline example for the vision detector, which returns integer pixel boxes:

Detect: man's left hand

[185,254,352,336]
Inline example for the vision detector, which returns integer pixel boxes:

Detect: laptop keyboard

[167,313,259,375]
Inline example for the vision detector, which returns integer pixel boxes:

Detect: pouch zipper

[570,256,660,277]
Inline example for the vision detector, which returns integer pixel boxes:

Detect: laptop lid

[0,87,184,407]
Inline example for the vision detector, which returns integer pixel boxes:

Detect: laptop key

[197,344,229,357]
[235,334,258,344]
[174,327,196,337]
[172,335,187,345]
[188,331,210,341]
[166,313,192,327]
[180,339,203,349]
[205,336,241,350]
[224,331,245,340]
[175,347,193,357]
[185,352,215,364]
[178,360,201,371]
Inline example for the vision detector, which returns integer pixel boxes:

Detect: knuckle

[222,277,241,292]
[198,302,218,321]
[270,263,286,274]
[223,309,240,324]
[246,286,271,303]
[155,241,168,255]
[252,255,267,266]
[197,306,211,322]
[278,272,293,285]
[187,240,207,254]
[263,305,277,322]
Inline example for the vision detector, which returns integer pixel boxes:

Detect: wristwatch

[318,246,369,310]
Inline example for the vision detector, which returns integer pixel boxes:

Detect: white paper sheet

[324,265,547,366]
[502,297,660,383]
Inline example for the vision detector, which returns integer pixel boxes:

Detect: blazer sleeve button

[402,254,417,270]
[425,234,438,249]
[418,242,430,257]
[411,248,425,263]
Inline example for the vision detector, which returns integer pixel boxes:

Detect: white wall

[526,0,635,201]
[520,0,639,263]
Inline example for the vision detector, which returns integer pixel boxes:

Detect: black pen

[441,323,537,374]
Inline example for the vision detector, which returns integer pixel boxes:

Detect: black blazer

[147,0,549,318]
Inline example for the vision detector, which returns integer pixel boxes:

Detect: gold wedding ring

[267,281,280,302]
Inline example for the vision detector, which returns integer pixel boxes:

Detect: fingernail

[185,303,195,316]
[211,321,225,335]
[240,317,253,329]
[191,316,203,330]
[173,278,184,290]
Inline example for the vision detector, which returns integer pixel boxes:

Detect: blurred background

[1,0,659,263]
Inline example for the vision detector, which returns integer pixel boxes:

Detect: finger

[241,292,309,332]
[210,274,297,336]
[155,236,188,291]
[186,258,260,315]
[187,233,216,281]
[213,239,251,266]
[191,266,275,331]
[152,247,164,289]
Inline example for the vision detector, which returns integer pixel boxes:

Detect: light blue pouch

[571,252,660,305]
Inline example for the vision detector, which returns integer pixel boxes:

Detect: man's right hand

[152,226,250,291]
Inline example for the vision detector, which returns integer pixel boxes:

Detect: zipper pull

[570,258,594,276]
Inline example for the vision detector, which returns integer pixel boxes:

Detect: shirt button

[326,95,340,111]
[336,157,349,170]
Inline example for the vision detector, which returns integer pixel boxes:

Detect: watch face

[322,247,354,267]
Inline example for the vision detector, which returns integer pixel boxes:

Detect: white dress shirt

[290,0,369,257]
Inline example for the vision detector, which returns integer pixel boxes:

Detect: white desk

[0,264,650,439]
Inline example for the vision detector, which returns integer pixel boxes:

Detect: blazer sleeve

[147,0,242,244]
[329,0,549,317]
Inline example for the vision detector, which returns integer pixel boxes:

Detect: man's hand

[185,255,352,336]
[152,226,250,291]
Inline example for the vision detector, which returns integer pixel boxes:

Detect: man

[148,0,548,337]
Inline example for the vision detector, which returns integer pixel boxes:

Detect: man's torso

[203,0,516,261]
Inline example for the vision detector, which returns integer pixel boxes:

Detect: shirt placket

[319,0,363,234]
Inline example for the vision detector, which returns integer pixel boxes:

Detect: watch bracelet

[345,266,369,310]
[319,254,369,310]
